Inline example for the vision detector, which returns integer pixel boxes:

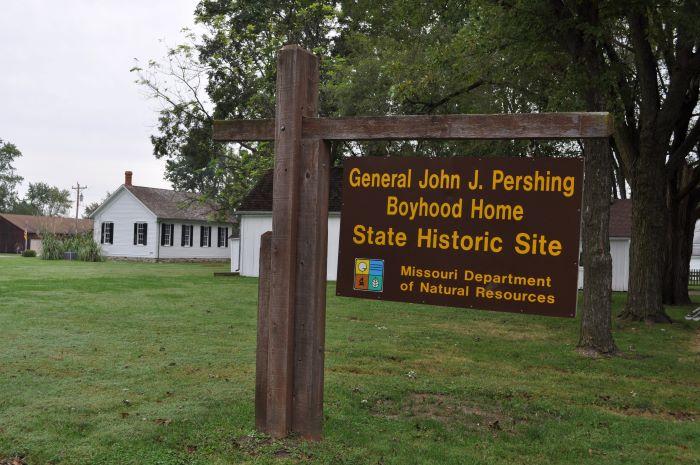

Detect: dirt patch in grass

[373,393,519,432]
[594,396,697,422]
[691,328,700,354]
[233,433,301,460]
[0,456,27,465]
[329,364,395,376]
[605,406,697,422]
[431,321,550,341]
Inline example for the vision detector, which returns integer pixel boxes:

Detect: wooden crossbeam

[213,112,613,141]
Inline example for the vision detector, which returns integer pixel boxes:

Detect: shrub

[39,232,103,262]
[40,233,64,260]
[76,234,104,262]
[21,250,36,257]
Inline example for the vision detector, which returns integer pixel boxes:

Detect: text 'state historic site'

[336,156,584,317]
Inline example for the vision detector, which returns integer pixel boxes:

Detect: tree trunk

[620,148,672,322]
[566,0,617,355]
[672,200,695,304]
[663,164,697,305]
[578,137,617,354]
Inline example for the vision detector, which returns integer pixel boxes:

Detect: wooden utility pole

[212,45,614,441]
[71,182,87,234]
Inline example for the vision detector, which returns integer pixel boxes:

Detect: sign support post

[213,45,614,441]
[258,45,329,439]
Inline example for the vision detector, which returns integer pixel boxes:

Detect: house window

[133,222,148,246]
[181,225,193,247]
[200,226,211,247]
[217,227,229,247]
[101,222,114,244]
[161,223,174,246]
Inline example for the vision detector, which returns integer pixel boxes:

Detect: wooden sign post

[213,45,613,440]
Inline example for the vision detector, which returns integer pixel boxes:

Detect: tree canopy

[137,1,700,339]
[20,182,72,217]
[0,139,24,213]
[135,0,575,213]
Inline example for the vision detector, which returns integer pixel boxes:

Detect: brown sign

[336,156,584,318]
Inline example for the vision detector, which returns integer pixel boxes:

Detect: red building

[0,214,93,254]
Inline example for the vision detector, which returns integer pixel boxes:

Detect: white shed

[235,213,340,279]
[234,168,342,279]
[578,199,632,292]
[690,221,700,269]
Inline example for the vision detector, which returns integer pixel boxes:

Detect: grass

[0,254,698,465]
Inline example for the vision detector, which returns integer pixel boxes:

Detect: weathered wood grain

[213,112,614,141]
[255,231,272,431]
[213,119,275,141]
[305,113,614,139]
[292,138,330,440]
[266,45,319,438]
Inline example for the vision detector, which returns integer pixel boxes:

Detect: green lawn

[0,255,698,465]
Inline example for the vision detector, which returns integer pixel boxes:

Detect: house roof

[0,214,93,235]
[609,199,632,237]
[238,167,343,212]
[123,185,233,222]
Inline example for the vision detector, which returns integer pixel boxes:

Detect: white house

[91,171,235,261]
[235,168,634,291]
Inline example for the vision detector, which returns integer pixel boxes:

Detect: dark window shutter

[225,227,229,247]
[189,226,194,247]
[170,224,175,246]
[101,223,105,244]
[161,223,166,246]
[109,223,114,244]
[217,227,221,247]
[200,226,204,247]
[133,223,137,245]
[208,227,211,247]
[181,225,186,246]
[142,223,147,245]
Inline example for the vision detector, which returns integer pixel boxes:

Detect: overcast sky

[0,0,202,216]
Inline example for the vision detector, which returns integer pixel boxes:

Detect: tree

[136,0,555,211]
[462,1,618,353]
[474,0,700,327]
[82,191,111,218]
[24,182,71,217]
[131,22,279,216]
[82,202,101,218]
[139,1,657,351]
[0,139,23,212]
[553,2,617,354]
[10,200,37,215]
[610,2,700,319]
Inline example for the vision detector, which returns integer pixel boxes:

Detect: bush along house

[89,171,236,261]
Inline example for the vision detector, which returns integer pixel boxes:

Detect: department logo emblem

[354,258,384,292]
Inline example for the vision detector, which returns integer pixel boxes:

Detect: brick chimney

[124,171,133,186]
